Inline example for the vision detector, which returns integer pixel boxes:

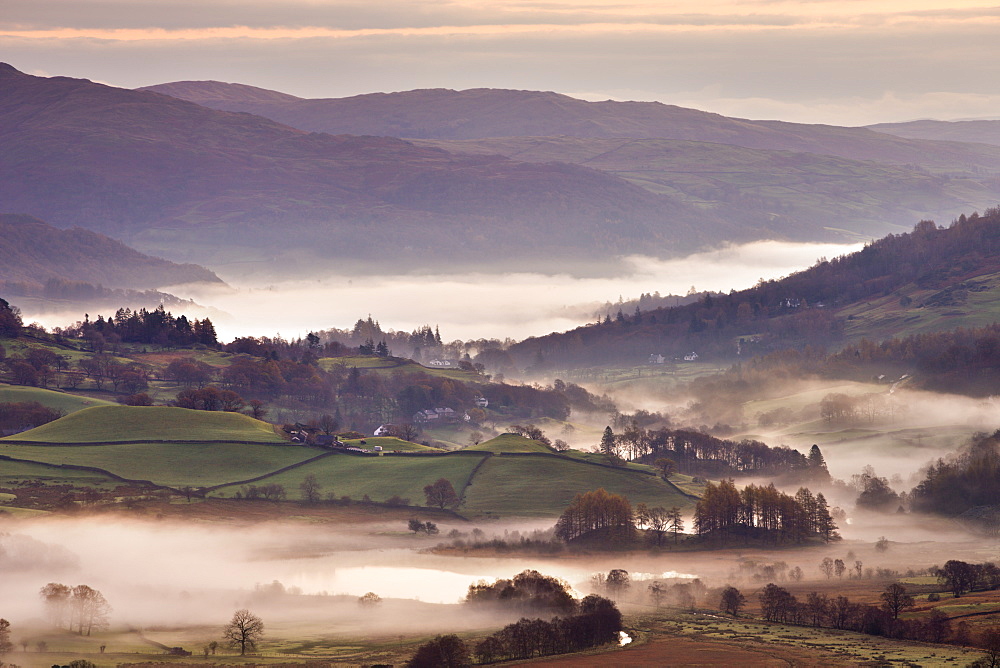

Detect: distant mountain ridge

[0,64,721,270]
[141,79,1000,244]
[866,119,1000,147]
[140,81,1000,171]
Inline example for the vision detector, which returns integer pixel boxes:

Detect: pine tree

[600,426,617,458]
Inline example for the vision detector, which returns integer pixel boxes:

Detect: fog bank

[17,240,859,342]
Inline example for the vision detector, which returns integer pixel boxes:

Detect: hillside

[0,64,719,270]
[0,214,221,289]
[2,405,284,443]
[508,210,1000,369]
[868,119,1000,147]
[414,136,1000,241]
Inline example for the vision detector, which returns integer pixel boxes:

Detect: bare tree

[719,586,746,617]
[223,609,264,656]
[880,583,914,620]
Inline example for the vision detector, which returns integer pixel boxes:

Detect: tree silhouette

[223,609,264,656]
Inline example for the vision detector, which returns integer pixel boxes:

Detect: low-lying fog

[3,508,997,641]
[20,241,861,341]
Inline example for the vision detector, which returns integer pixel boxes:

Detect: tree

[667,507,684,543]
[424,478,459,509]
[0,618,12,658]
[70,585,111,635]
[358,592,382,607]
[977,628,1000,668]
[719,585,746,617]
[406,634,470,668]
[39,582,72,628]
[820,557,835,579]
[299,474,322,503]
[223,609,264,656]
[600,426,617,458]
[880,583,914,620]
[648,581,665,607]
[604,569,630,600]
[654,457,677,478]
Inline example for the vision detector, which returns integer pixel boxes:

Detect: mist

[18,240,861,342]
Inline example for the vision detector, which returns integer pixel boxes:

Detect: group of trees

[468,595,622,664]
[731,581,959,643]
[935,560,1000,598]
[554,488,635,543]
[407,571,623,666]
[607,426,831,481]
[39,583,111,636]
[0,400,63,436]
[694,481,839,544]
[910,430,1000,516]
[62,306,218,348]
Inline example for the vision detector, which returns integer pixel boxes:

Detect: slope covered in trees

[509,210,1000,368]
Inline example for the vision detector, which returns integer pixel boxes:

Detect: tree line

[694,480,839,545]
[603,423,830,481]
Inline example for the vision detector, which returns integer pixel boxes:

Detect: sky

[3,0,1000,126]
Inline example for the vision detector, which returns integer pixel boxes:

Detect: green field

[340,436,442,452]
[0,457,122,488]
[319,355,480,382]
[211,452,486,503]
[0,382,115,414]
[465,433,552,453]
[462,454,692,516]
[3,405,284,443]
[0,441,316,487]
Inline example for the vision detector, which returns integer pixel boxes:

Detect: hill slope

[0,64,719,269]
[507,210,1000,369]
[413,136,1000,241]
[0,214,221,288]
[2,405,284,443]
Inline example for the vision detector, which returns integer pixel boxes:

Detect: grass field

[0,382,115,414]
[0,457,122,488]
[339,436,442,452]
[466,433,553,453]
[462,455,692,516]
[210,452,487,504]
[318,355,480,382]
[0,441,316,487]
[3,405,285,443]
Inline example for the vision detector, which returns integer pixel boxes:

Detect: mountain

[141,81,1000,243]
[140,82,1000,172]
[410,136,999,242]
[0,64,723,272]
[867,119,1000,147]
[0,214,221,288]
